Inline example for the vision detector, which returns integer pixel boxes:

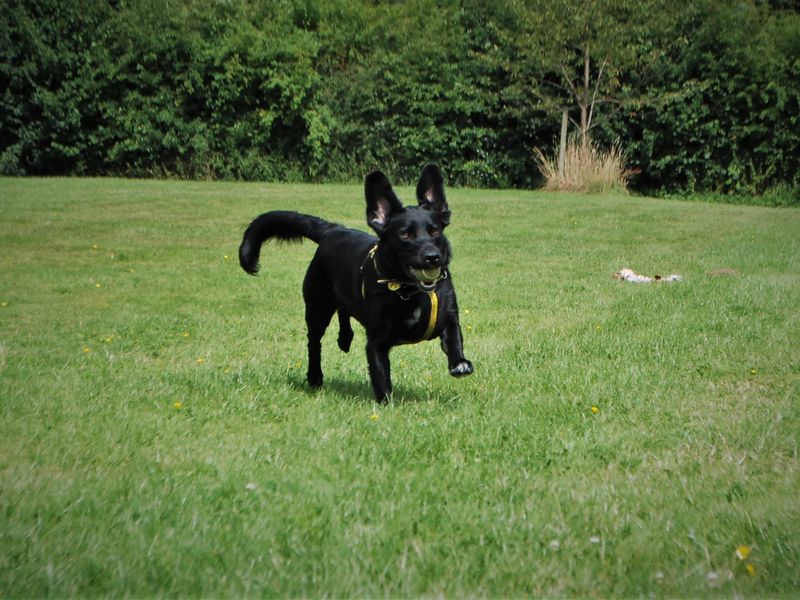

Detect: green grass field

[1,177,798,597]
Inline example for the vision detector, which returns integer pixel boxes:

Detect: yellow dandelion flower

[466,325,473,332]
[1,302,8,307]
[173,402,183,409]
[196,357,205,364]
[591,405,599,414]
[749,368,757,375]
[95,283,102,288]
[104,336,113,343]
[369,413,379,421]
[224,254,231,261]
[82,347,91,353]
[745,563,756,577]
[182,331,190,337]
[736,545,751,560]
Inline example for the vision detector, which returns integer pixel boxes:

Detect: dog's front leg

[440,322,474,378]
[366,341,392,402]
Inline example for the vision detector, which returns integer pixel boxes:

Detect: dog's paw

[450,360,474,377]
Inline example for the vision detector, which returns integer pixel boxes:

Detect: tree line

[1,0,798,198]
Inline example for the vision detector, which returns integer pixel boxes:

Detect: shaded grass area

[1,178,799,597]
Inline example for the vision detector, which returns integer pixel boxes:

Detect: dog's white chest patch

[406,307,422,328]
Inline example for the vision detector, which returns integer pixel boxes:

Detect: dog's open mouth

[408,266,442,285]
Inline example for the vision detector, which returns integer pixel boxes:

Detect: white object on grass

[613,268,682,283]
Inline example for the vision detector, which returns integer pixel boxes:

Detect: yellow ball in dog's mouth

[409,266,442,283]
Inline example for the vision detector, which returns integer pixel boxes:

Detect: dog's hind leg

[303,264,336,389]
[305,302,335,388]
[337,310,354,353]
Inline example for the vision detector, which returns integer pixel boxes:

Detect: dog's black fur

[239,164,474,401]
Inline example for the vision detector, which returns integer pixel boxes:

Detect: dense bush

[618,1,800,197]
[1,0,798,198]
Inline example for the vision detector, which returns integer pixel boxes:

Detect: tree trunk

[558,109,568,177]
[580,42,590,147]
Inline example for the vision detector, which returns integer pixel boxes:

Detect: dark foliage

[1,0,798,199]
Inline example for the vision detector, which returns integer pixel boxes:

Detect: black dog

[239,164,474,402]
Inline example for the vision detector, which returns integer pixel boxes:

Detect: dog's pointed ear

[365,170,404,233]
[416,163,450,225]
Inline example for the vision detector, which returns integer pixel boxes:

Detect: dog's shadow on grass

[285,373,431,405]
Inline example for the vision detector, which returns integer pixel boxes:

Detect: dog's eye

[429,227,441,237]
[399,230,415,241]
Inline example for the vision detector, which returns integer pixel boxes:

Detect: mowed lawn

[1,177,798,597]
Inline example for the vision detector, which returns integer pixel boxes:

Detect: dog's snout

[423,252,441,267]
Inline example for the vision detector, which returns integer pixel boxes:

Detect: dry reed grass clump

[535,140,629,193]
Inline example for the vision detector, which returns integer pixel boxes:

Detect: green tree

[505,0,658,163]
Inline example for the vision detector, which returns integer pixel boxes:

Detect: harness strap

[423,290,438,340]
[360,243,379,300]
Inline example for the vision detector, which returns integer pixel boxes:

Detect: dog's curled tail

[239,211,335,275]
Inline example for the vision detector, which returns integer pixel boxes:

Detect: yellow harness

[422,289,439,341]
[360,244,440,342]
